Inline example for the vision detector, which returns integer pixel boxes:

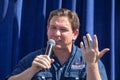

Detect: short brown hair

[47,8,80,32]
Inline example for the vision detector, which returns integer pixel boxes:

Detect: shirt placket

[56,67,63,80]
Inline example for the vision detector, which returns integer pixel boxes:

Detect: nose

[55,29,61,36]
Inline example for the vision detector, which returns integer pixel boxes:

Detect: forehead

[49,16,71,26]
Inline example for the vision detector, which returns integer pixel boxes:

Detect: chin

[55,45,62,48]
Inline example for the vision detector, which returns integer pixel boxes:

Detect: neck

[53,45,72,64]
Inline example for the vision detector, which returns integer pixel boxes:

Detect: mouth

[49,37,63,45]
[53,38,62,42]
[55,40,62,45]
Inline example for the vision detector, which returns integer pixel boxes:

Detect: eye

[60,28,68,32]
[60,28,66,31]
[49,25,56,30]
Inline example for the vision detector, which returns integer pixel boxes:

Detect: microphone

[45,39,56,57]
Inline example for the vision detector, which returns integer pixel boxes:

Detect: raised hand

[80,33,110,64]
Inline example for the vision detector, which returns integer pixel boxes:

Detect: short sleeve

[5,49,45,80]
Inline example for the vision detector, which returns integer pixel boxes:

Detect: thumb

[51,59,55,63]
[98,48,110,59]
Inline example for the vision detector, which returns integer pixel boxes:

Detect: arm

[86,62,101,80]
[80,34,109,80]
[8,67,39,80]
[8,55,54,80]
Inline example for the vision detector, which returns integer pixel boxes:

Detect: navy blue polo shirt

[6,45,108,80]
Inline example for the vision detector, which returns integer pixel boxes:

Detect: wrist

[86,62,99,71]
[86,62,98,66]
[29,66,41,74]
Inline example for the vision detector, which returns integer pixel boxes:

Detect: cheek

[68,34,76,41]
[47,31,51,38]
[47,30,55,39]
[63,33,73,40]
[47,29,54,34]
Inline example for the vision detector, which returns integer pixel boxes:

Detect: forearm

[86,62,101,80]
[8,67,39,80]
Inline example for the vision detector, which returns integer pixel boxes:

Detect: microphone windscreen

[45,39,56,56]
[47,39,56,46]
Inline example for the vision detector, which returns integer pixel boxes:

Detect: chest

[32,57,86,80]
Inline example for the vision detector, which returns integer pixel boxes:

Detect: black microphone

[45,39,56,57]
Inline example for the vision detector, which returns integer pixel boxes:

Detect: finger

[33,60,48,69]
[35,56,51,68]
[80,41,85,52]
[37,55,51,62]
[86,33,93,48]
[51,59,55,63]
[37,55,51,64]
[83,36,89,48]
[34,59,50,69]
[98,48,110,59]
[94,34,98,49]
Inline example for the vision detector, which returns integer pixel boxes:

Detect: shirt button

[41,76,45,79]
[60,68,63,71]
[75,77,79,80]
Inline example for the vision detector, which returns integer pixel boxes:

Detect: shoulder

[5,48,46,79]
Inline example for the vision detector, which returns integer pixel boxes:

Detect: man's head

[47,8,80,50]
[47,8,80,32]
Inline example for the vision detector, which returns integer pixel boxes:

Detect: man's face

[47,16,79,49]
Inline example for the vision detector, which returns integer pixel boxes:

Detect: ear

[72,29,79,41]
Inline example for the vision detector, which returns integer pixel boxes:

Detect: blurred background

[0,0,120,80]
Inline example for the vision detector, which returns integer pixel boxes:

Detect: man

[6,8,109,80]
